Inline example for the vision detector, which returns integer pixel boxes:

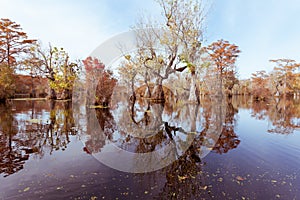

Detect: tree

[0,18,36,100]
[83,57,117,106]
[291,71,300,96]
[127,0,206,102]
[0,64,15,100]
[237,79,251,95]
[205,39,240,97]
[0,18,36,68]
[223,70,239,96]
[251,70,271,100]
[28,43,80,99]
[118,56,139,101]
[269,59,300,98]
[51,50,80,100]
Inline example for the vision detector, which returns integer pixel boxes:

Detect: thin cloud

[1,0,299,77]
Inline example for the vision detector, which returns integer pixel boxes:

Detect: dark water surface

[0,97,299,199]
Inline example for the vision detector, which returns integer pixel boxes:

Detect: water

[0,97,299,199]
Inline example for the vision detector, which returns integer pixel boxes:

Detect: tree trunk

[188,104,199,133]
[188,73,200,104]
[144,72,151,98]
[48,88,57,100]
[62,88,72,100]
[144,87,151,98]
[150,102,164,130]
[152,78,164,102]
[130,79,136,102]
[218,73,223,97]
[30,76,35,98]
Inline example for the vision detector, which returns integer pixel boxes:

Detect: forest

[1,0,300,199]
[1,1,299,104]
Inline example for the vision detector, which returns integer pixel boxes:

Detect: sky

[1,0,300,79]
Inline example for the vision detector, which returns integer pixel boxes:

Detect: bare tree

[122,0,207,103]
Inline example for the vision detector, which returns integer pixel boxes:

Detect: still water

[0,97,299,199]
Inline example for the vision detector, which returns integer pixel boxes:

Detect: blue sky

[1,0,300,79]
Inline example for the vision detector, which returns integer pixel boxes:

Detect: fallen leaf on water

[200,186,208,190]
[178,175,188,181]
[23,187,30,192]
[236,176,245,181]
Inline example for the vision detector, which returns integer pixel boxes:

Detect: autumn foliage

[83,57,117,106]
[0,18,36,100]
[0,18,36,68]
[251,70,271,100]
[205,39,240,96]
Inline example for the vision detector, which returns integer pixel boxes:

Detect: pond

[0,97,300,199]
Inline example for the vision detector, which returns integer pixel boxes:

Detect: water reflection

[0,96,300,199]
[81,93,236,173]
[1,97,300,178]
[84,108,115,154]
[0,103,24,177]
[213,98,240,154]
[0,100,77,177]
[250,98,300,134]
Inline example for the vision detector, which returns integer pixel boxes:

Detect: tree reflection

[249,97,300,134]
[43,101,77,154]
[251,100,269,120]
[157,98,228,199]
[0,103,26,177]
[0,101,77,177]
[84,108,116,154]
[267,98,300,134]
[213,98,240,154]
[159,144,205,200]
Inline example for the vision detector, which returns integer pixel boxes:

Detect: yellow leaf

[178,175,188,181]
[125,55,131,60]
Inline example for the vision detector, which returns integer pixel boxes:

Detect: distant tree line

[1,0,300,104]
